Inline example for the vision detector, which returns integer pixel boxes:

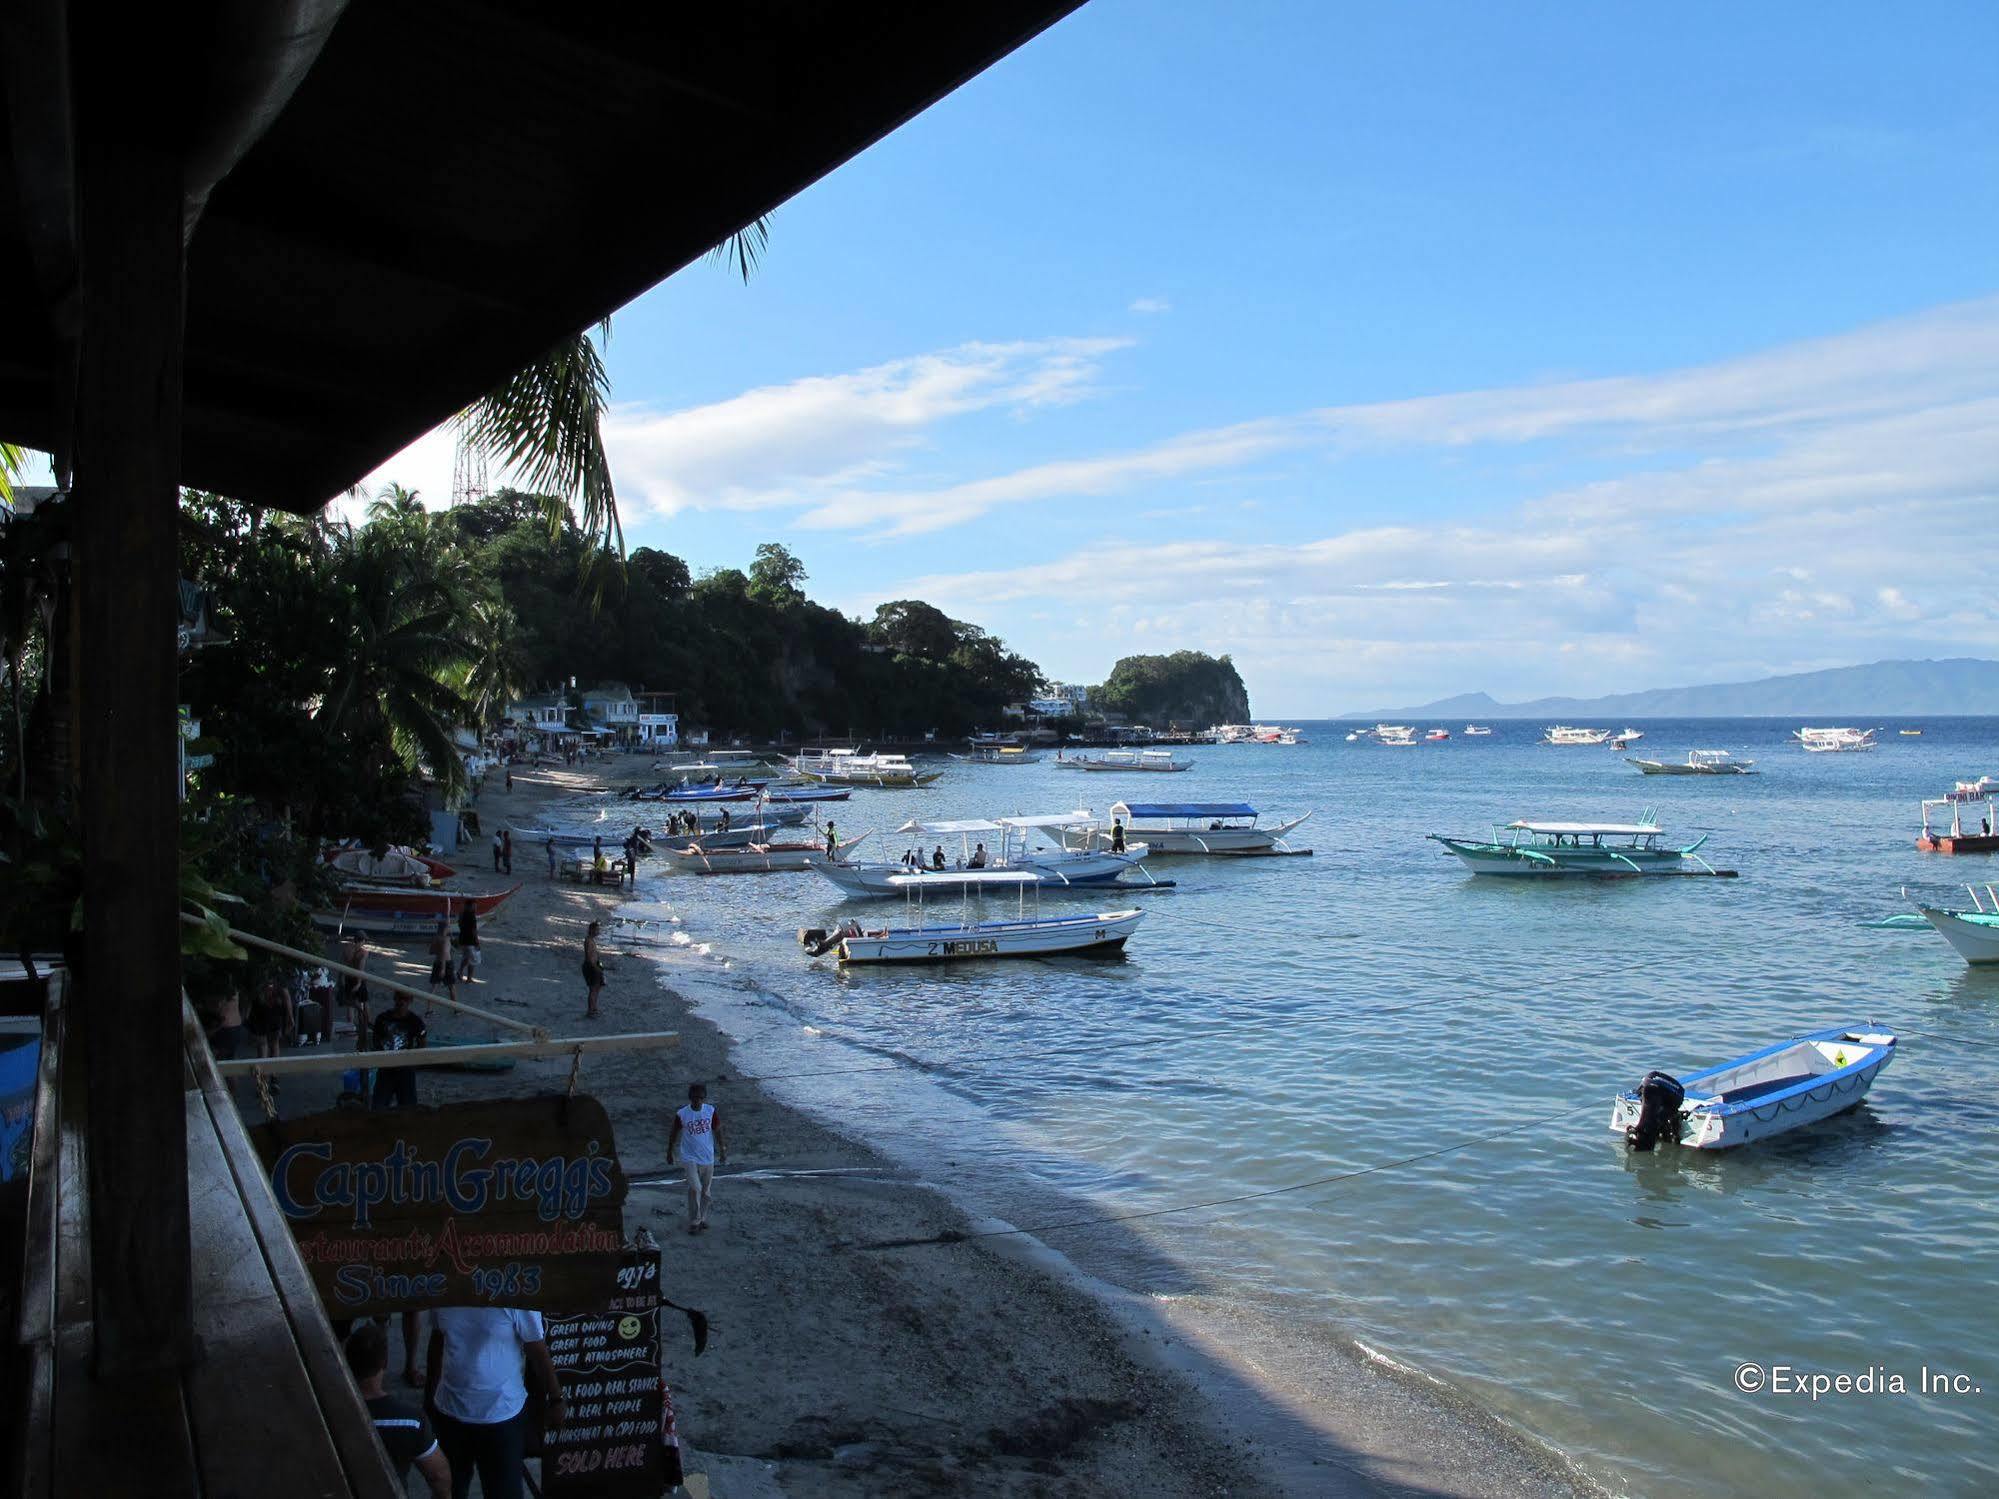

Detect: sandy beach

[305,759,1591,1498]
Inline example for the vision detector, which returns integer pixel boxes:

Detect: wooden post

[71,129,193,1371]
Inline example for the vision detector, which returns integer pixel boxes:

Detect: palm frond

[707,215,772,283]
[458,330,621,552]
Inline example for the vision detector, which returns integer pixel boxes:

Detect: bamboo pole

[181,913,544,1039]
[212,1030,679,1077]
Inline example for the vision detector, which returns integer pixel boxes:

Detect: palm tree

[0,443,22,506]
[457,217,772,556]
[460,599,527,728]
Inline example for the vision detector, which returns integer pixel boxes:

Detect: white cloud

[1128,296,1172,315]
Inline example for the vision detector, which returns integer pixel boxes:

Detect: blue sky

[368,3,1998,713]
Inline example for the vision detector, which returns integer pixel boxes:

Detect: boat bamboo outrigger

[1099,801,1313,856]
[816,812,1155,897]
[1428,815,1730,877]
[1613,1026,1896,1150]
[798,869,1143,964]
[1627,749,1757,776]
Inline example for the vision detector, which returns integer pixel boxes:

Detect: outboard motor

[1624,1070,1686,1151]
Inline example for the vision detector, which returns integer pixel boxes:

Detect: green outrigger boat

[1428,813,1726,878]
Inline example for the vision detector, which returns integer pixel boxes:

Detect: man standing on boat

[824,819,838,857]
[1110,817,1126,855]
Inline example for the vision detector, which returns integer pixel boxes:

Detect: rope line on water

[850,1100,1605,1252]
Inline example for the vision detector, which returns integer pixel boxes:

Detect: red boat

[322,843,456,882]
[326,882,522,917]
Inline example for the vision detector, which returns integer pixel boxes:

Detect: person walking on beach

[504,765,513,793]
[345,1323,450,1499]
[370,989,427,1110]
[341,933,372,1050]
[428,918,456,1013]
[491,830,503,872]
[500,828,512,875]
[581,921,606,1018]
[666,1082,726,1234]
[544,837,557,877]
[425,1307,564,1499]
[456,904,479,984]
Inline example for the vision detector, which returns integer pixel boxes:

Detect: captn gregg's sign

[253,1096,629,1317]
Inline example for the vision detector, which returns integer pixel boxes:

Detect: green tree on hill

[1097,651,1249,727]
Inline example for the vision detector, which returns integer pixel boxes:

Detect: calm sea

[575,719,1998,1495]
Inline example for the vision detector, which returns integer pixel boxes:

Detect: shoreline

[333,758,1598,1496]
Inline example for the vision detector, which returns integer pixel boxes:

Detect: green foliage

[1097,651,1251,728]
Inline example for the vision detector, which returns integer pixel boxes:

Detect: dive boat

[1075,749,1192,773]
[791,749,942,788]
[1918,782,1999,853]
[1794,726,1876,753]
[1104,801,1312,855]
[1428,817,1719,877]
[1462,725,1493,737]
[1908,885,1999,963]
[1628,749,1757,776]
[949,743,1043,765]
[663,834,868,874]
[798,871,1143,964]
[1612,1026,1896,1150]
[815,812,1149,897]
[1542,725,1612,746]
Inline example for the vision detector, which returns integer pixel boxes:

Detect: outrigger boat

[311,882,523,937]
[949,740,1042,765]
[1906,884,1999,964]
[798,870,1143,965]
[1613,1026,1896,1150]
[1627,749,1757,776]
[1428,815,1724,877]
[1794,726,1876,753]
[1100,801,1312,855]
[1074,749,1192,773]
[325,847,452,886]
[815,812,1152,898]
[790,748,942,788]
[663,833,869,874]
[1916,780,1999,853]
[1542,725,1612,746]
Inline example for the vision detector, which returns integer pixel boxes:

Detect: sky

[75,2,1999,716]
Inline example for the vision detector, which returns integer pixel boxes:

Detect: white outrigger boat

[1906,883,1999,964]
[1613,1026,1896,1150]
[1794,726,1877,753]
[948,743,1043,765]
[790,748,943,787]
[799,870,1143,965]
[1100,801,1312,855]
[1542,725,1612,746]
[663,833,868,874]
[1627,748,1757,776]
[1428,815,1726,877]
[1074,748,1192,773]
[815,812,1152,898]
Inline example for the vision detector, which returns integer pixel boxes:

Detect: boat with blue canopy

[1612,1025,1896,1150]
[1097,801,1312,855]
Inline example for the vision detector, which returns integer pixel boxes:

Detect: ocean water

[574,720,1999,1495]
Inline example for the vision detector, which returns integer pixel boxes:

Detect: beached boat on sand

[326,847,450,886]
[1428,817,1723,877]
[1613,1026,1896,1150]
[1101,801,1312,855]
[799,871,1143,964]
[330,882,522,916]
[1627,749,1756,776]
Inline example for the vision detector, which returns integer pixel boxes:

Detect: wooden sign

[253,1095,627,1317]
[543,1250,670,1497]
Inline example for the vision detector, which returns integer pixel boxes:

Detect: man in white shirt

[666,1082,727,1234]
[424,1306,565,1499]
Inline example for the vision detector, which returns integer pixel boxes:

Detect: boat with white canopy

[1073,748,1192,773]
[1542,725,1612,746]
[949,743,1043,765]
[790,748,942,787]
[1612,1026,1896,1150]
[1794,726,1876,753]
[813,811,1151,897]
[1627,749,1757,776]
[1100,801,1312,855]
[798,870,1143,964]
[1429,815,1723,877]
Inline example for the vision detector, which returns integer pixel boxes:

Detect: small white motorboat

[1463,725,1493,737]
[1612,1026,1895,1150]
[798,870,1142,965]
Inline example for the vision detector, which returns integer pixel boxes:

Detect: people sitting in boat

[901,847,918,869]
[932,845,947,870]
[968,843,988,869]
[1110,818,1126,854]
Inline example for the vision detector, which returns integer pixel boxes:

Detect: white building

[507,693,570,731]
[580,682,638,735]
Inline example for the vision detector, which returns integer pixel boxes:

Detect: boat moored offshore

[1612,1026,1896,1150]
[1627,749,1757,776]
[1542,725,1613,746]
[1099,801,1313,855]
[1794,726,1877,753]
[1428,815,1724,877]
[799,870,1144,964]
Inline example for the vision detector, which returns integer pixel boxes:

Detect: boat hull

[1915,905,1999,964]
[1628,759,1754,776]
[1431,837,1692,877]
[1609,1028,1894,1148]
[329,882,522,916]
[836,909,1142,964]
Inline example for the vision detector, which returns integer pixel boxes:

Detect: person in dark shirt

[370,990,427,1110]
[346,1322,450,1498]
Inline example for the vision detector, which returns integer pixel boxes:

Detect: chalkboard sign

[252,1094,628,1316]
[543,1249,669,1497]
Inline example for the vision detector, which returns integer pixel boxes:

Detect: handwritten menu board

[543,1249,666,1497]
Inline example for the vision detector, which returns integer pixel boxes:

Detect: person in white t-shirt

[424,1306,564,1499]
[666,1082,727,1234]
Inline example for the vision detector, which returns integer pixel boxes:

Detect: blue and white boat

[1099,801,1312,855]
[1611,1026,1896,1150]
[799,871,1143,964]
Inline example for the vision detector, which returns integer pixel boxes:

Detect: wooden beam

[213,1030,680,1078]
[71,121,193,1369]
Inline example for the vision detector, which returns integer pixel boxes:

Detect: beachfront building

[581,682,639,744]
[508,693,571,732]
[636,689,681,747]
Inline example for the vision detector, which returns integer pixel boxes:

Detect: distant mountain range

[1345,658,1999,720]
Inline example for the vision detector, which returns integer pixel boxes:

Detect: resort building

[580,682,640,742]
[507,693,571,732]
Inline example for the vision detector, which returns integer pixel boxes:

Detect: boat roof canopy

[886,870,1041,886]
[897,817,1003,836]
[996,811,1099,829]
[1113,802,1257,819]
[1508,820,1662,836]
